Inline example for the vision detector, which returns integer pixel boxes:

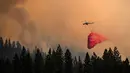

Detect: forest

[0,37,130,73]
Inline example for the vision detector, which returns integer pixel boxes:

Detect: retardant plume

[88,32,107,49]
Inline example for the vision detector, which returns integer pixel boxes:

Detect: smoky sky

[0,0,16,13]
[0,0,43,51]
[0,0,130,59]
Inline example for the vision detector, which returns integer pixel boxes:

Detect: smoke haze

[0,0,130,58]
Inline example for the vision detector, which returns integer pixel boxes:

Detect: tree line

[0,37,130,73]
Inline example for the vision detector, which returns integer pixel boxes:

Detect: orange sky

[24,0,130,56]
[0,0,130,58]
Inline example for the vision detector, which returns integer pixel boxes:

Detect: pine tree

[0,37,3,49]
[8,39,11,48]
[84,52,91,73]
[16,41,22,50]
[78,56,83,73]
[73,56,78,73]
[11,41,16,49]
[48,48,52,55]
[113,47,121,63]
[12,53,21,73]
[91,52,97,73]
[5,58,13,73]
[108,48,115,69]
[122,58,130,73]
[55,44,63,73]
[4,39,8,49]
[0,58,4,73]
[51,49,57,73]
[73,56,78,67]
[65,49,72,73]
[20,46,27,73]
[113,47,122,73]
[102,49,108,60]
[84,52,90,64]
[45,48,53,73]
[91,52,97,63]
[34,49,44,73]
[20,46,27,59]
[0,37,4,58]
[24,51,33,73]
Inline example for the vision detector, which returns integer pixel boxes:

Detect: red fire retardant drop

[88,32,107,49]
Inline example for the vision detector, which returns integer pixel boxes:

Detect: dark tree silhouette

[65,49,73,73]
[4,58,13,73]
[0,37,3,49]
[51,49,57,73]
[12,53,21,73]
[77,56,83,73]
[45,48,53,73]
[55,44,63,73]
[34,49,44,73]
[0,37,130,73]
[0,58,5,73]
[4,39,8,49]
[24,51,33,73]
[113,47,122,73]
[122,58,130,73]
[113,47,122,63]
[20,47,27,73]
[84,52,92,73]
[73,56,78,73]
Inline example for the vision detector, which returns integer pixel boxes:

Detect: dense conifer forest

[0,37,130,73]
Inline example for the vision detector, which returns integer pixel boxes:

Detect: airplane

[83,21,94,25]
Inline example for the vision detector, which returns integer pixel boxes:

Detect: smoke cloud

[0,0,16,13]
[0,0,48,52]
[0,0,130,58]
